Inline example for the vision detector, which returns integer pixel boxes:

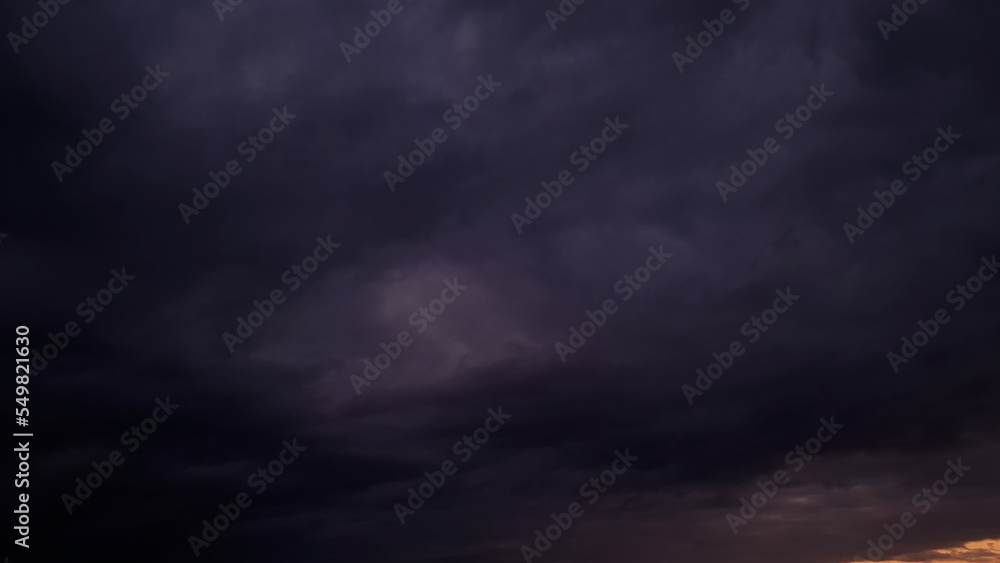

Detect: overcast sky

[3,0,1000,562]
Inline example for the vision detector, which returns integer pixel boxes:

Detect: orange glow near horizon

[842,539,1000,563]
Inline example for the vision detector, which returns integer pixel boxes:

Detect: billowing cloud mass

[2,0,999,562]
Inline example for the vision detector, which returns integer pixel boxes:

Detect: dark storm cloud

[2,0,999,562]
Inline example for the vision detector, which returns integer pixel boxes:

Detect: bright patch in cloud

[845,538,1000,563]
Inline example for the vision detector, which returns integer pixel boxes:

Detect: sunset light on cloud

[845,539,1000,563]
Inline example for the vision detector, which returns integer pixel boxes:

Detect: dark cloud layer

[2,0,999,562]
